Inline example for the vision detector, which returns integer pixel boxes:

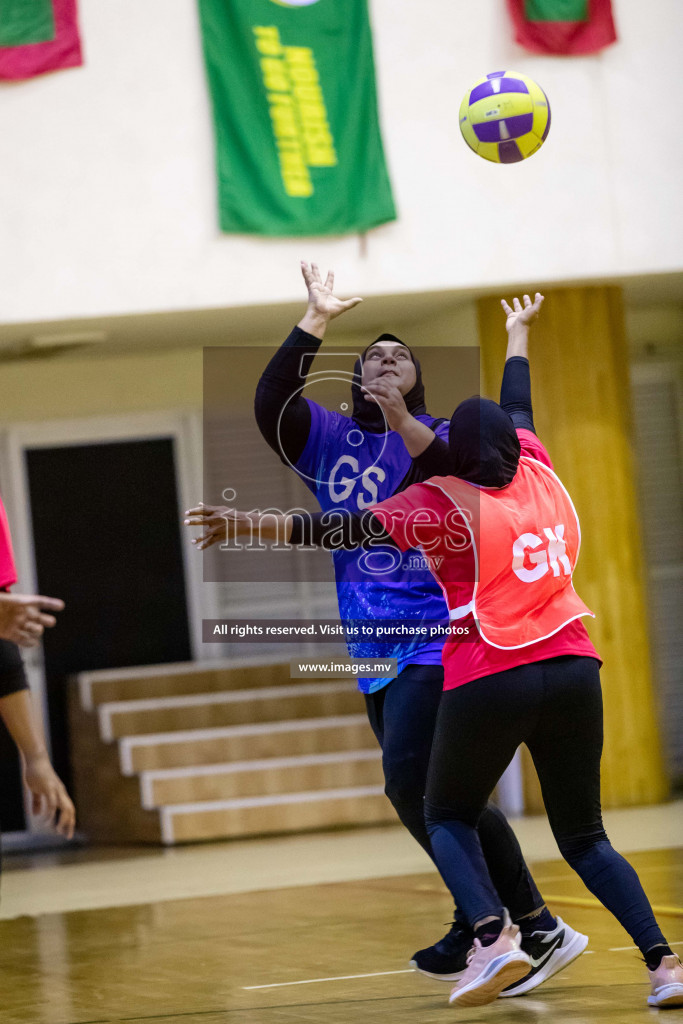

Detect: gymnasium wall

[0,305,478,424]
[0,297,677,427]
[1,0,682,327]
[0,349,203,423]
[0,1,680,812]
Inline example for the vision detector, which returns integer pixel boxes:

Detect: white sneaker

[499,916,589,997]
[448,910,531,1008]
[647,954,683,1008]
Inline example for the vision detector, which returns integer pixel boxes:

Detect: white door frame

[0,409,217,845]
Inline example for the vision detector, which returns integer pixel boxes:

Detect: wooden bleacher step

[138,749,383,806]
[97,681,360,740]
[158,785,396,844]
[78,654,303,711]
[118,713,377,773]
[70,660,395,845]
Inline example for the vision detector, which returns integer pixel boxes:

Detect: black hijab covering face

[351,333,427,433]
[448,396,521,487]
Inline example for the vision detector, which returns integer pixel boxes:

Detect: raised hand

[501,292,544,333]
[299,262,362,333]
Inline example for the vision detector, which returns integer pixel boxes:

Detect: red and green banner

[0,0,82,80]
[197,0,396,237]
[506,0,617,55]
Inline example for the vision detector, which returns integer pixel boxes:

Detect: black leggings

[424,656,667,956]
[365,663,544,921]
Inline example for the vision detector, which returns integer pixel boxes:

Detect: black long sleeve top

[254,326,321,466]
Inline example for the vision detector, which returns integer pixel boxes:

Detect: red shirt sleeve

[0,495,18,590]
[371,482,454,553]
[517,428,553,469]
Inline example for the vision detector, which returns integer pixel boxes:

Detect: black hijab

[351,333,427,433]
[448,396,520,487]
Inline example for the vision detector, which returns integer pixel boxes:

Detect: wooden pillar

[478,285,668,809]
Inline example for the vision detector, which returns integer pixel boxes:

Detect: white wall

[1,0,681,325]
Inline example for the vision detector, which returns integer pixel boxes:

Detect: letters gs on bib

[329,455,385,509]
[277,368,392,491]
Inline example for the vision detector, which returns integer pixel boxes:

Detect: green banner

[197,0,396,236]
[524,0,588,20]
[0,0,55,47]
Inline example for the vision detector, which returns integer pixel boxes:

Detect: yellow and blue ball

[459,71,551,164]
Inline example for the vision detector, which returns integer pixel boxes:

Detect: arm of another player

[184,503,396,551]
[184,503,295,550]
[0,592,64,647]
[0,688,75,839]
[185,482,454,555]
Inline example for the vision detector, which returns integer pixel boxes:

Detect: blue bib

[295,401,449,691]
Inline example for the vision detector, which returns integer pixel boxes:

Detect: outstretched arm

[403,291,546,479]
[499,292,544,434]
[184,503,393,551]
[501,292,543,361]
[254,262,362,465]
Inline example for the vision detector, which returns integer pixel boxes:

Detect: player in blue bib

[289,340,450,693]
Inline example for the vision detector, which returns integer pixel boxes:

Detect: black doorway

[25,437,192,790]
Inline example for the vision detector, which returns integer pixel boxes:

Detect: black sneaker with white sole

[410,920,473,982]
[499,916,589,997]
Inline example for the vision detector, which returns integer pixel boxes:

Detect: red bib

[425,457,593,649]
[0,495,17,589]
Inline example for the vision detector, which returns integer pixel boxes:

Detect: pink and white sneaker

[448,910,531,1008]
[647,954,683,1008]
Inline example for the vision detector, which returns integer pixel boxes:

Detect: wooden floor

[1,830,681,1023]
